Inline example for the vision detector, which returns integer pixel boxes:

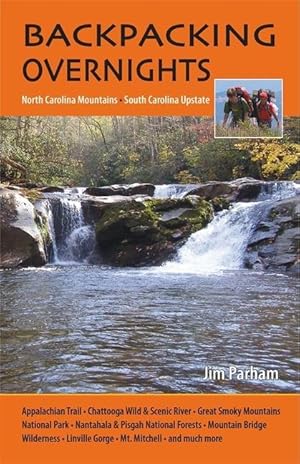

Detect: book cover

[0,0,299,463]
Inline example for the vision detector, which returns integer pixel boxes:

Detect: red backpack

[256,101,274,121]
[234,87,254,114]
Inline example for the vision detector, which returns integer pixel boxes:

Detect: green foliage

[1,117,79,185]
[1,116,299,185]
[182,139,259,181]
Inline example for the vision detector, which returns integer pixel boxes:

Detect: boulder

[40,186,64,193]
[231,179,294,202]
[185,181,235,200]
[183,178,276,203]
[234,182,264,201]
[81,195,145,224]
[0,189,47,268]
[247,226,280,247]
[15,182,43,189]
[245,196,300,271]
[84,186,126,196]
[127,183,155,196]
[84,183,155,197]
[95,197,213,266]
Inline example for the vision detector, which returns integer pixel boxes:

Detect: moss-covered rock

[211,196,231,212]
[96,202,161,242]
[96,197,213,266]
[35,209,52,259]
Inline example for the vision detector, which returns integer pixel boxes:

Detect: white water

[40,181,298,269]
[161,182,299,274]
[60,198,84,236]
[43,198,95,264]
[154,184,198,199]
[162,202,260,274]
[64,187,87,195]
[257,181,300,201]
[64,225,95,263]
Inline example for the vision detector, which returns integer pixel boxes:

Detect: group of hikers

[223,86,280,129]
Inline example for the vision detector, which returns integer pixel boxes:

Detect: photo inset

[214,78,283,138]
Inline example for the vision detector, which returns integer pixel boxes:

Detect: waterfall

[257,181,300,201]
[37,181,298,268]
[162,202,261,273]
[64,187,87,195]
[154,184,198,199]
[162,182,299,274]
[41,198,96,264]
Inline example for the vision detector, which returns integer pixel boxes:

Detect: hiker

[256,91,280,128]
[223,88,250,127]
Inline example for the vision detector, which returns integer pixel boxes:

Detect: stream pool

[1,265,298,393]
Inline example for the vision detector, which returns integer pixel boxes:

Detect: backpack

[234,87,254,115]
[227,87,253,120]
[252,89,276,123]
[256,101,274,121]
[257,89,275,102]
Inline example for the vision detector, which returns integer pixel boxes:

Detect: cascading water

[37,181,298,268]
[162,182,299,274]
[40,197,96,264]
[64,187,87,195]
[163,202,261,273]
[154,184,198,199]
[257,181,299,201]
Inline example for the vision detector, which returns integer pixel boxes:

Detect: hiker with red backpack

[223,87,251,128]
[255,91,280,128]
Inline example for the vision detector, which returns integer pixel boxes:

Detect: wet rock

[184,178,278,203]
[273,253,297,266]
[0,189,47,268]
[244,251,266,270]
[95,197,213,266]
[246,196,300,272]
[127,184,155,196]
[40,186,64,193]
[257,244,276,258]
[210,197,231,212]
[15,182,43,189]
[186,181,235,200]
[159,207,191,221]
[273,215,293,225]
[252,260,266,271]
[248,229,279,246]
[84,183,155,197]
[229,178,287,202]
[234,182,265,201]
[84,186,126,196]
[288,261,300,276]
